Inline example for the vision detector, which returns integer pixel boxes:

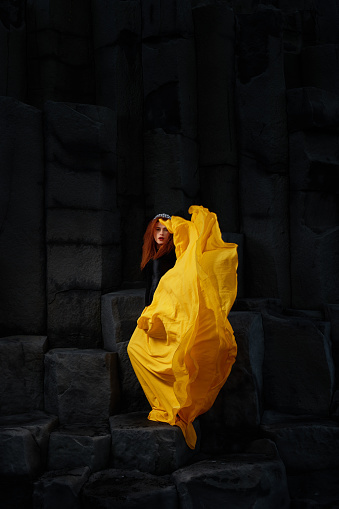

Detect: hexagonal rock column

[82,468,178,509]
[172,439,290,509]
[235,9,290,306]
[193,3,239,233]
[262,313,335,415]
[199,312,265,453]
[33,467,91,509]
[288,130,339,310]
[0,335,47,416]
[0,412,58,479]
[91,0,145,283]
[109,412,200,475]
[0,97,46,336]
[44,349,120,426]
[47,425,111,473]
[101,289,145,351]
[142,0,199,217]
[44,101,121,348]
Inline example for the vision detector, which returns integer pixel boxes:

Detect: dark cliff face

[0,0,338,330]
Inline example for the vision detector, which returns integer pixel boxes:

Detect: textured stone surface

[115,341,150,413]
[0,412,58,478]
[288,468,339,508]
[143,38,196,139]
[261,418,339,473]
[101,289,145,351]
[0,335,47,416]
[289,129,339,309]
[262,313,335,415]
[44,349,120,425]
[26,0,95,108]
[172,440,290,509]
[82,468,179,509]
[200,312,265,453]
[193,2,238,236]
[143,130,199,217]
[44,101,121,346]
[0,97,46,336]
[236,9,290,306]
[47,426,111,472]
[91,0,144,283]
[33,466,91,509]
[287,87,339,132]
[110,412,200,475]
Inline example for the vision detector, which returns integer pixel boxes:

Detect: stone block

[47,426,111,472]
[287,87,339,133]
[0,412,58,478]
[200,312,265,452]
[109,412,200,475]
[0,97,46,336]
[82,469,178,509]
[0,335,47,416]
[101,289,145,351]
[33,467,91,509]
[47,244,120,296]
[142,0,193,40]
[261,418,339,473]
[193,3,237,167]
[262,313,335,415]
[172,440,290,509]
[144,131,199,217]
[47,290,102,348]
[44,349,120,425]
[116,341,150,413]
[142,38,197,138]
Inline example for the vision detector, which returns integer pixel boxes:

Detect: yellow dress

[127,205,238,449]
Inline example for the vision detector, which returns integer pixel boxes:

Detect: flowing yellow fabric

[127,206,238,449]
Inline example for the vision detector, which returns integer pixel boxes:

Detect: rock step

[109,412,200,475]
[0,412,58,479]
[44,348,120,426]
[261,412,339,473]
[37,438,290,509]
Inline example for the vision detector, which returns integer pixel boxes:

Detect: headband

[153,213,171,220]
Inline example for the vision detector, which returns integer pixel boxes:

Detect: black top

[144,249,176,306]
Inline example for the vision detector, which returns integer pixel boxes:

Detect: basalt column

[0,97,46,335]
[193,3,239,234]
[142,0,199,218]
[92,0,145,283]
[235,9,290,306]
[44,101,121,348]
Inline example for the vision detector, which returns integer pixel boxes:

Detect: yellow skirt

[127,205,238,449]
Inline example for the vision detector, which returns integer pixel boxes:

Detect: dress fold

[127,206,238,449]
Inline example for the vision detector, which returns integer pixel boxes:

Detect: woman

[128,205,238,449]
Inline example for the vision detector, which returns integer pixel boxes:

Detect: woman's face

[154,221,170,246]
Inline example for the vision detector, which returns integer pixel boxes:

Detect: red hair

[140,218,174,270]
